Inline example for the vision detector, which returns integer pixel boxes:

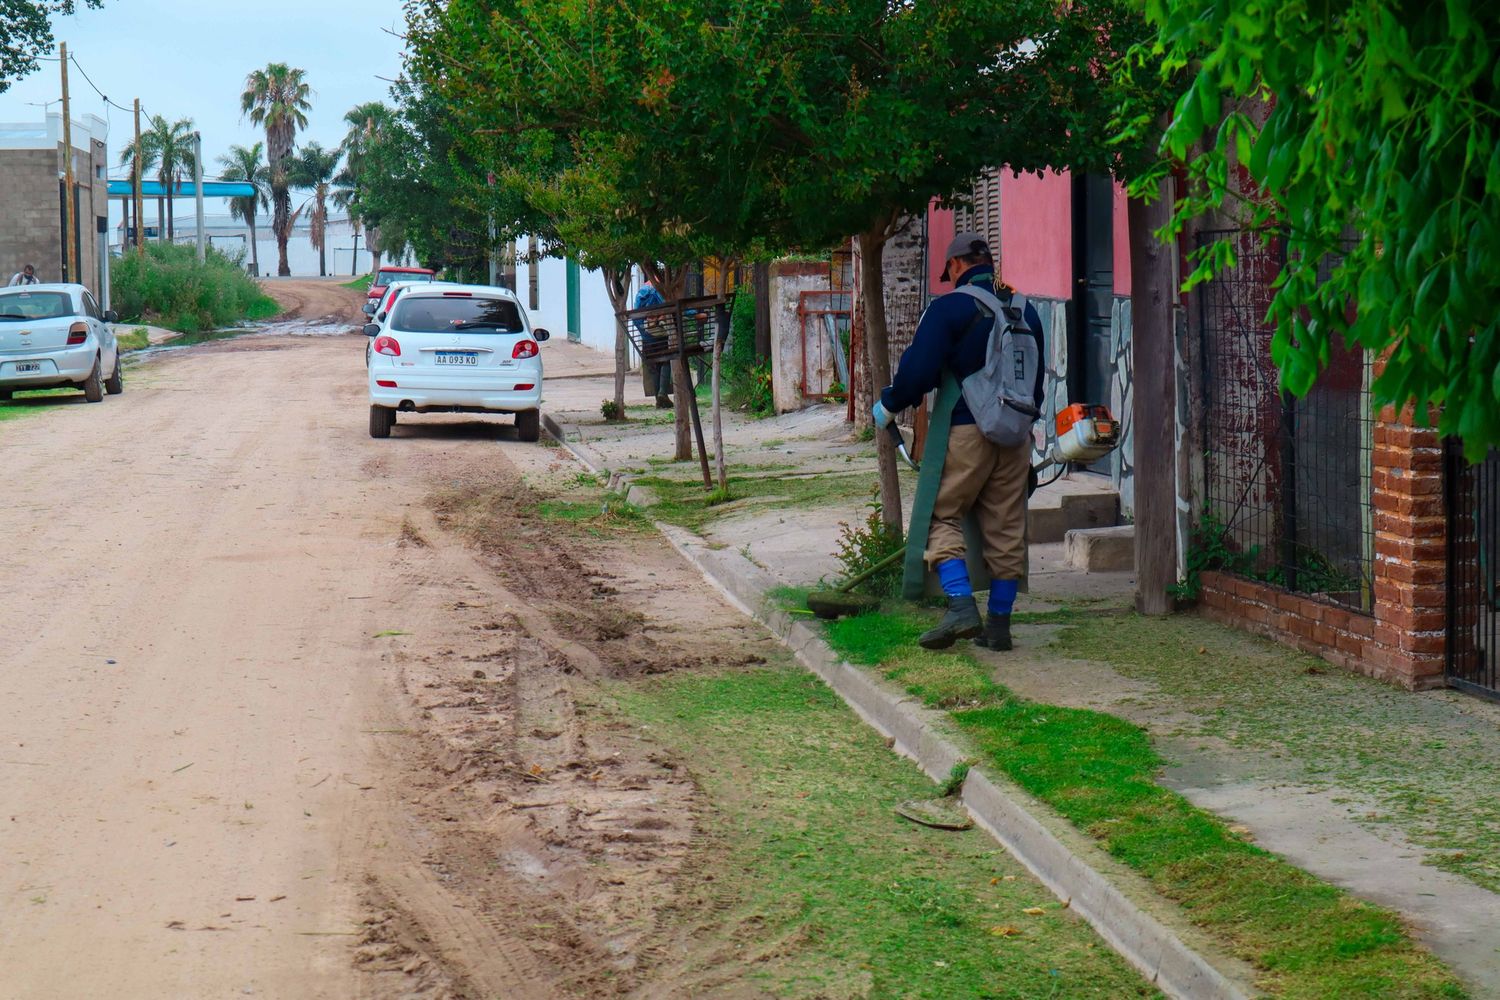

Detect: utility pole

[133,98,145,256]
[60,43,77,284]
[193,131,206,264]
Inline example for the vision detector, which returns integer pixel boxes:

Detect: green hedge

[111,243,279,333]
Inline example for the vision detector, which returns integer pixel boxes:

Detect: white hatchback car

[366,284,549,440]
[0,283,121,403]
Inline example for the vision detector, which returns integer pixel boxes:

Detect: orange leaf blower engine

[1034,403,1121,473]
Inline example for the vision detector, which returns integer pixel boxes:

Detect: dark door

[1070,173,1115,471]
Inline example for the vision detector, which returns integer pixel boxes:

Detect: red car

[365,266,436,310]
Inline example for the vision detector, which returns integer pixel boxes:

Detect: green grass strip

[819,609,1467,999]
[342,273,374,290]
[633,471,875,533]
[617,662,1158,999]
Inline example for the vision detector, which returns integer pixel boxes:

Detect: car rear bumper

[0,345,97,386]
[368,380,543,413]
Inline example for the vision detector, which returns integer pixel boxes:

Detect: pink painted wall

[1112,180,1132,296]
[927,200,955,296]
[999,170,1072,300]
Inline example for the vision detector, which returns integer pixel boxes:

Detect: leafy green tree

[0,1,104,94]
[288,142,342,277]
[1135,0,1500,455]
[412,0,1146,520]
[217,142,269,276]
[119,115,196,241]
[241,63,312,276]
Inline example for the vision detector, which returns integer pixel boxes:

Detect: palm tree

[119,115,196,241]
[288,142,341,277]
[339,101,392,272]
[218,142,270,276]
[241,63,312,276]
[340,101,391,178]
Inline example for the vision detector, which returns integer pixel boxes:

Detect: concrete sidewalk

[542,346,1500,997]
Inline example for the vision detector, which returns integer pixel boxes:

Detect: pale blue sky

[0,0,408,176]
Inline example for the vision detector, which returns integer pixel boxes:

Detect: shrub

[723,287,773,416]
[600,398,623,421]
[834,495,905,596]
[111,243,280,333]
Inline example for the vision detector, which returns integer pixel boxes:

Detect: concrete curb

[543,417,1256,1000]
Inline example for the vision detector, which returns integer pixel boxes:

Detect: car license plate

[14,362,40,373]
[435,352,477,366]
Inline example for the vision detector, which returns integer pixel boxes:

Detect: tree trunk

[1129,180,1178,616]
[672,357,693,461]
[249,218,260,276]
[167,193,174,242]
[318,235,326,277]
[156,198,164,243]
[857,222,901,531]
[274,188,291,277]
[601,265,630,421]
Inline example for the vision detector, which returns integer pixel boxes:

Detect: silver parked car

[0,284,121,402]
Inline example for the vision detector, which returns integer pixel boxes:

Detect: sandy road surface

[0,283,767,998]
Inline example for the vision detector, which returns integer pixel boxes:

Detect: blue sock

[988,579,1019,616]
[937,559,972,598]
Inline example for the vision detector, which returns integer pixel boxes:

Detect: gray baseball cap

[944,231,990,260]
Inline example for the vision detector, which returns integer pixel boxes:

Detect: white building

[511,241,627,358]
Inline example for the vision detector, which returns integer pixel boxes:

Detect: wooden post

[133,99,145,256]
[1129,181,1178,615]
[60,43,77,284]
[752,261,771,359]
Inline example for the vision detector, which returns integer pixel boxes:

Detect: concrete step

[1065,524,1135,573]
[1029,489,1120,544]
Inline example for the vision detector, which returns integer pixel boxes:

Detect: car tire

[516,409,540,442]
[82,358,104,403]
[0,389,11,401]
[104,355,124,395]
[369,405,394,439]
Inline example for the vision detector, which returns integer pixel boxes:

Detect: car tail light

[512,340,538,359]
[374,336,401,357]
[376,379,397,388]
[442,291,472,297]
[67,322,88,345]
[514,383,535,391]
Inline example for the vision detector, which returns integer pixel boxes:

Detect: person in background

[634,277,672,408]
[8,264,38,286]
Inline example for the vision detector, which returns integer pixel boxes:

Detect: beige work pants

[925,423,1029,580]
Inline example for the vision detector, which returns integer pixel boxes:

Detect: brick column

[1367,409,1446,689]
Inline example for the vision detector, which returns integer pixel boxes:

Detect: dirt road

[0,285,760,997]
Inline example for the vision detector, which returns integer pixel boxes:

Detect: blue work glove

[872,399,895,430]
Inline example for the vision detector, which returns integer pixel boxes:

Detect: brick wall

[1199,404,1447,690]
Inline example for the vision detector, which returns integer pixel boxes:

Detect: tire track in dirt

[350,454,777,999]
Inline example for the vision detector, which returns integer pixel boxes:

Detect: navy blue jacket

[881,265,1045,426]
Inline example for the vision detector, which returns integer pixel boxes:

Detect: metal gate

[1446,444,1500,700]
[1197,228,1374,610]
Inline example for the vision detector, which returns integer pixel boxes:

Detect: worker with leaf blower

[872,232,1045,652]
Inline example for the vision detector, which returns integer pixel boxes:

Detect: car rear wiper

[0,313,29,320]
[451,321,516,331]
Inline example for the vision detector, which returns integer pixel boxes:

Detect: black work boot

[975,614,1012,652]
[918,596,983,650]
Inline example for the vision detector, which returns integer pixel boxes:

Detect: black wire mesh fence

[1447,445,1500,700]
[1198,228,1374,611]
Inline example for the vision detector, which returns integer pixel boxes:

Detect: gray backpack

[953,285,1041,448]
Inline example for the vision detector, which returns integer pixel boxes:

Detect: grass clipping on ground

[617,661,1156,999]
[816,607,1466,999]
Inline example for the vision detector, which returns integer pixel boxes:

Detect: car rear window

[378,270,432,285]
[392,296,526,334]
[0,291,73,321]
